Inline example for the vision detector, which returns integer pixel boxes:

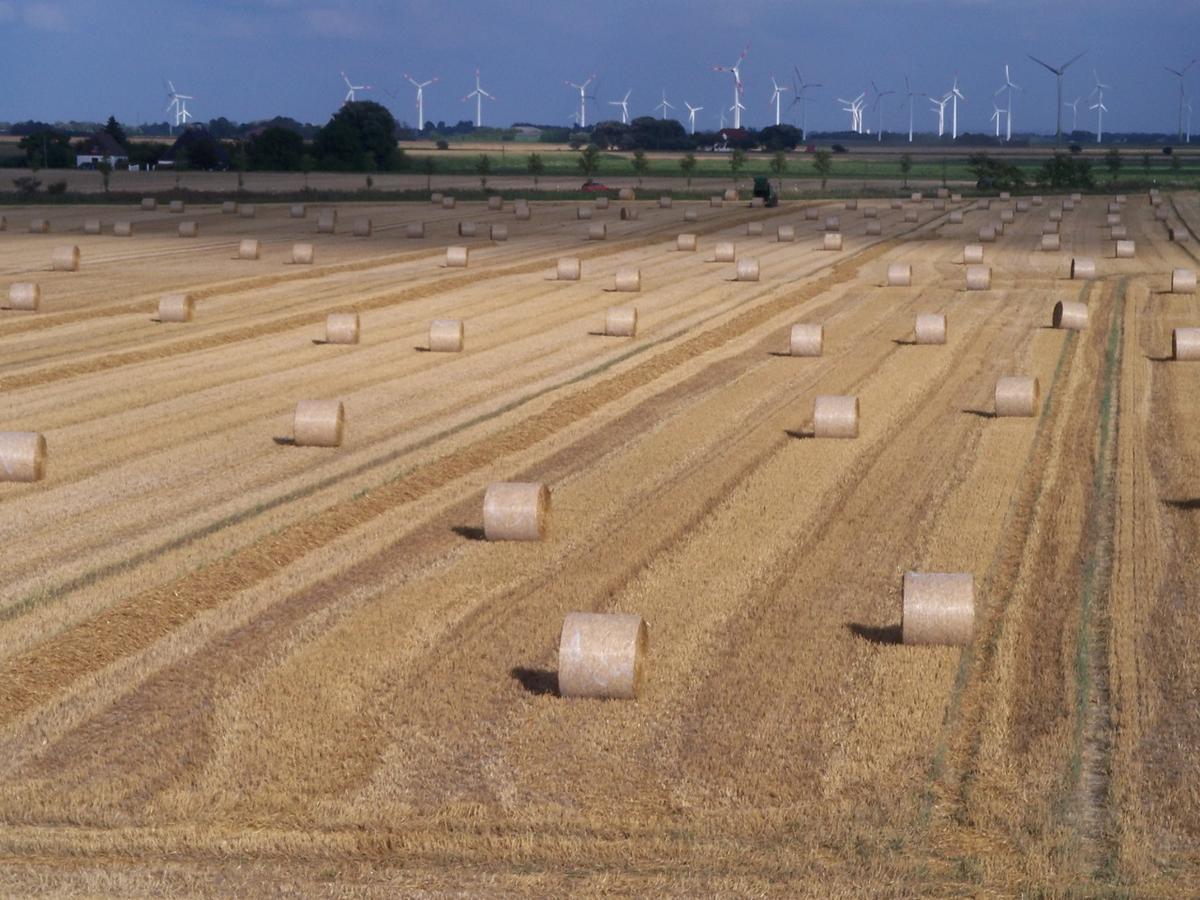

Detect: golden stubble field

[0,187,1199,896]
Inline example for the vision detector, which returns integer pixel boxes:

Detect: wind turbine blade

[1028,54,1058,74]
[1062,49,1087,70]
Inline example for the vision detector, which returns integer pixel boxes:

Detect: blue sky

[0,0,1192,135]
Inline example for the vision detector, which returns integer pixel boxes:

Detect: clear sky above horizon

[0,0,1194,136]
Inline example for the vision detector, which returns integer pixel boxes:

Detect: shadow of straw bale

[847,623,902,645]
[961,408,995,419]
[451,525,487,541]
[784,429,815,440]
[511,667,559,696]
[892,338,917,346]
[1162,498,1200,510]
[272,436,295,446]
[1145,354,1173,363]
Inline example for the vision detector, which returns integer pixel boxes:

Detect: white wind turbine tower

[994,64,1020,141]
[1028,50,1087,146]
[341,71,370,104]
[990,101,1004,138]
[768,76,790,126]
[947,74,966,139]
[790,69,822,138]
[684,101,703,135]
[713,45,749,129]
[1165,60,1197,142]
[901,76,925,143]
[403,73,438,130]
[836,93,862,132]
[565,74,596,128]
[1186,98,1194,143]
[608,89,632,125]
[462,69,495,127]
[931,93,951,137]
[1065,96,1082,132]
[870,81,894,141]
[1089,69,1110,143]
[165,80,194,132]
[655,90,675,120]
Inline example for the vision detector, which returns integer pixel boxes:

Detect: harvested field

[1,192,1199,895]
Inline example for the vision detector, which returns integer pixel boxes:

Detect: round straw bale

[1106,213,1121,227]
[963,244,985,264]
[887,263,912,286]
[1000,208,1015,223]
[1107,201,1121,214]
[776,224,795,242]
[1016,199,1030,212]
[29,218,49,233]
[141,197,157,210]
[605,306,637,337]
[619,188,635,201]
[0,432,47,483]
[1172,328,1200,360]
[1171,226,1190,242]
[431,192,444,203]
[915,313,947,344]
[429,318,464,351]
[239,204,256,218]
[1071,257,1096,279]
[1115,239,1136,258]
[83,219,101,235]
[823,232,843,251]
[713,241,736,262]
[658,196,673,208]
[1063,199,1075,211]
[864,206,878,218]
[458,221,477,237]
[558,611,646,699]
[514,203,531,221]
[178,221,198,238]
[169,200,185,214]
[933,198,946,211]
[951,193,963,202]
[490,224,508,241]
[317,210,337,233]
[976,198,992,210]
[949,210,964,224]
[676,233,697,252]
[813,395,859,438]
[614,268,641,292]
[1033,195,1044,206]
[587,222,607,240]
[1049,208,1063,222]
[1041,234,1062,252]
[1052,300,1088,330]
[901,572,974,646]
[736,258,760,282]
[1070,192,1082,202]
[325,312,360,344]
[406,221,425,239]
[8,283,40,311]
[978,225,996,243]
[290,204,307,218]
[999,191,1011,201]
[352,216,372,237]
[445,246,469,267]
[937,188,950,199]
[710,196,723,207]
[789,323,823,357]
[825,215,841,231]
[483,481,550,541]
[890,199,904,210]
[806,206,820,219]
[723,188,739,202]
[1,215,7,230]
[221,201,237,214]
[1115,194,1127,204]
[620,206,639,220]
[746,221,764,236]
[442,195,457,209]
[684,208,699,222]
[158,293,194,323]
[965,265,991,290]
[51,245,79,272]
[114,221,133,237]
[905,209,919,223]
[844,198,858,210]
[1155,207,1169,221]
[292,242,314,265]
[487,195,503,211]
[750,196,765,208]
[866,221,883,236]
[911,192,924,202]
[1042,220,1060,234]
[595,196,610,210]
[577,206,594,220]
[994,220,1005,236]
[1172,268,1197,294]
[556,257,582,280]
[238,239,260,260]
[293,400,344,447]
[995,376,1040,417]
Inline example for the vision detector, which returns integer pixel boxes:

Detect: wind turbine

[1089,69,1110,143]
[164,80,194,131]
[1065,96,1082,132]
[836,92,865,133]
[565,74,596,128]
[901,76,925,143]
[608,89,632,125]
[930,93,950,137]
[341,71,370,104]
[990,102,1004,138]
[947,74,965,140]
[870,81,895,141]
[1028,50,1087,146]
[789,69,822,138]
[1165,60,1197,142]
[994,64,1020,141]
[768,75,790,126]
[655,89,676,120]
[403,73,438,130]
[713,45,749,129]
[685,101,703,135]
[462,68,495,127]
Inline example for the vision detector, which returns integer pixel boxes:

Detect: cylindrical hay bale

[169,200,185,214]
[406,221,425,239]
[458,221,477,237]
[441,195,457,209]
[911,192,923,202]
[1155,207,1169,221]
[675,233,697,252]
[845,198,858,210]
[614,268,641,292]
[776,224,795,242]
[866,221,883,236]
[290,204,306,218]
[683,208,699,222]
[178,221,198,238]
[658,196,673,208]
[995,376,1040,417]
[1041,234,1062,252]
[514,203,531,221]
[1032,195,1044,206]
[558,612,646,699]
[429,318,464,351]
[239,204,256,218]
[141,197,157,211]
[325,312,360,344]
[1116,194,1128,204]
[292,242,314,265]
[806,206,820,219]
[51,245,80,272]
[577,206,594,220]
[317,210,337,233]
[915,313,947,345]
[965,265,991,290]
[813,395,859,439]
[445,246,469,268]
[29,218,49,234]
[999,191,1011,201]
[976,198,992,211]
[1071,257,1096,279]
[587,223,607,241]
[905,209,919,223]
[114,221,133,237]
[994,220,1006,236]
[823,232,843,251]
[604,305,638,336]
[158,293,194,323]
[238,239,260,260]
[1172,328,1200,360]
[83,219,101,235]
[352,217,372,237]
[490,224,508,241]
[1171,227,1191,243]
[8,283,40,311]
[1115,239,1136,259]
[1016,199,1030,213]
[594,196,610,210]
[618,188,635,201]
[887,263,912,287]
[556,257,582,280]
[713,241,736,262]
[933,198,946,211]
[1070,192,1082,202]
[937,188,950,199]
[1109,225,1128,240]
[864,206,878,218]
[431,192,444,203]
[949,210,964,224]
[1052,300,1088,330]
[735,258,760,282]
[293,400,344,448]
[750,196,765,208]
[1000,208,1015,224]
[723,188,738,202]
[483,481,550,541]
[951,193,963,202]
[891,199,904,210]
[963,244,984,264]
[1106,213,1121,227]
[487,195,503,211]
[746,221,764,236]
[824,215,841,231]
[1062,199,1075,212]
[978,225,996,243]
[710,196,723,207]
[0,432,47,483]
[1107,201,1121,214]
[221,201,238,214]
[789,323,823,357]
[1042,220,1060,234]
[902,572,974,646]
[1172,268,1197,294]
[1049,208,1063,222]
[619,206,639,221]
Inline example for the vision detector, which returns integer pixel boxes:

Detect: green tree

[631,149,649,186]
[246,126,304,171]
[1170,153,1183,176]
[300,153,315,191]
[18,129,71,168]
[313,100,397,171]
[1142,153,1151,176]
[679,151,696,188]
[768,150,788,193]
[476,153,492,190]
[97,160,112,193]
[526,152,544,187]
[729,147,746,187]
[102,115,126,147]
[812,148,833,190]
[422,155,437,191]
[1104,147,1122,181]
[577,143,601,180]
[899,152,913,188]
[173,146,189,189]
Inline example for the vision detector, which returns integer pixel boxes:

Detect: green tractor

[752,175,779,207]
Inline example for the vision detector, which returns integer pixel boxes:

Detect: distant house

[75,131,128,169]
[159,125,230,170]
